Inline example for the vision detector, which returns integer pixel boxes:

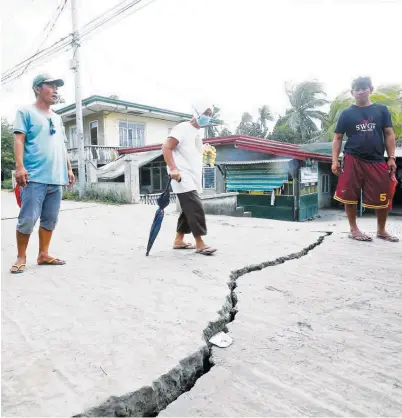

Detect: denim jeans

[17,182,62,235]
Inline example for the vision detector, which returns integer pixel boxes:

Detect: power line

[19,0,69,79]
[1,0,137,83]
[1,0,157,85]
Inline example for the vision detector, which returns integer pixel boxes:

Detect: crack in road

[74,232,332,418]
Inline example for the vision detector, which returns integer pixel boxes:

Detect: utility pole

[70,0,85,197]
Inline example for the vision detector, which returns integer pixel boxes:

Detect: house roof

[301,141,402,158]
[118,135,333,163]
[56,95,194,123]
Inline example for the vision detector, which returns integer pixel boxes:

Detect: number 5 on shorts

[380,193,387,202]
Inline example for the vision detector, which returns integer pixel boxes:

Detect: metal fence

[140,193,177,205]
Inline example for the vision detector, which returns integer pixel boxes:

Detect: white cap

[192,99,213,117]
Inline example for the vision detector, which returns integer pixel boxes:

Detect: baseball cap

[32,73,64,89]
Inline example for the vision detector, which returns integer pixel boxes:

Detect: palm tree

[284,81,329,142]
[323,84,402,140]
[219,127,233,137]
[235,112,253,135]
[257,105,273,138]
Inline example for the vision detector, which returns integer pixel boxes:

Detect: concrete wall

[103,113,179,147]
[64,112,106,147]
[176,192,239,216]
[318,162,332,209]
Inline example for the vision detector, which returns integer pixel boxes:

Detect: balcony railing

[68,146,124,165]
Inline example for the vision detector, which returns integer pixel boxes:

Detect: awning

[225,165,289,192]
[97,150,162,180]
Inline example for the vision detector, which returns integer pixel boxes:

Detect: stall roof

[217,158,292,165]
[118,136,333,163]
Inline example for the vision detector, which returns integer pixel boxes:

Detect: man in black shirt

[332,77,398,242]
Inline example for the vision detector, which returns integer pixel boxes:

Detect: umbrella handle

[167,175,181,190]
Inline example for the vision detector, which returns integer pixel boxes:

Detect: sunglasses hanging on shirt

[48,117,56,135]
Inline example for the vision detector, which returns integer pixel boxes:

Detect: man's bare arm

[66,147,72,171]
[162,137,179,171]
[14,132,29,186]
[332,133,343,162]
[384,127,396,158]
[14,133,25,168]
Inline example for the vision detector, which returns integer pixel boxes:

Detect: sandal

[195,247,217,256]
[173,243,196,250]
[348,231,373,242]
[377,234,399,243]
[38,258,66,266]
[10,263,26,274]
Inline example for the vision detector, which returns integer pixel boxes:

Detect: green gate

[299,193,318,221]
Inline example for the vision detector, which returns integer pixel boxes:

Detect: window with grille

[202,167,216,189]
[321,174,330,194]
[119,121,145,147]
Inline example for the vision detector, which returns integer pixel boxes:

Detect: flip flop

[173,243,196,250]
[195,247,217,256]
[377,234,399,243]
[38,258,66,266]
[10,263,26,274]
[348,231,373,242]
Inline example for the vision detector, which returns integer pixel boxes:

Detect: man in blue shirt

[11,74,75,274]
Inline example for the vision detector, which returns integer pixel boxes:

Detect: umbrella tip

[146,252,149,256]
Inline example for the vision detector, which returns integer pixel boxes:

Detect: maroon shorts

[334,153,391,209]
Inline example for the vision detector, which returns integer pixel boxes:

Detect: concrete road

[1,190,401,417]
[161,228,402,417]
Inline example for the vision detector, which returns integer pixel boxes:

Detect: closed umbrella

[145,177,178,256]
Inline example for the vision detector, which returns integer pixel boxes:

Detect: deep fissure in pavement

[74,232,332,418]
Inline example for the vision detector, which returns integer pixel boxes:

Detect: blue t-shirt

[335,103,393,162]
[13,105,69,185]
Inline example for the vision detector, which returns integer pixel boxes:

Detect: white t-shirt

[165,121,204,194]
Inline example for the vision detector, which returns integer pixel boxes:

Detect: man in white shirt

[162,101,217,255]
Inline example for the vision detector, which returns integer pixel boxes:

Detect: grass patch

[1,178,13,190]
[62,187,126,205]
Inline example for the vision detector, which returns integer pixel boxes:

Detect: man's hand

[388,157,397,174]
[331,160,341,176]
[170,168,181,182]
[68,169,75,187]
[15,166,29,187]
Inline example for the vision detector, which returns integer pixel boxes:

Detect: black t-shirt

[335,103,393,162]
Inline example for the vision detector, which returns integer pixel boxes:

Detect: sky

[1,0,402,131]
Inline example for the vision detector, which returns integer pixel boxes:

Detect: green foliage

[1,178,13,190]
[219,127,233,136]
[1,118,15,180]
[284,81,329,142]
[235,106,273,139]
[269,115,301,143]
[62,187,126,204]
